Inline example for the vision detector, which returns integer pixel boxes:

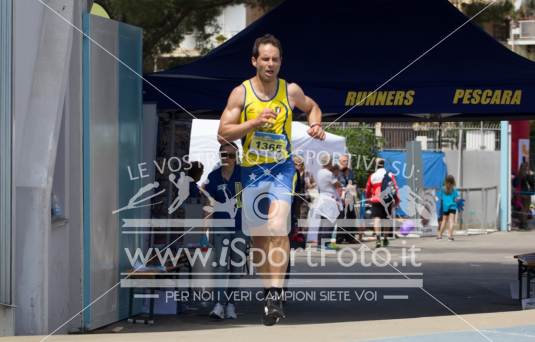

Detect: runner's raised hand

[254,108,277,128]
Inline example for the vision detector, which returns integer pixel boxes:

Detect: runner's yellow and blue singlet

[240,78,293,167]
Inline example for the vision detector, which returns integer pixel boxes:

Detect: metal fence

[326,122,502,232]
[330,121,502,151]
[458,186,499,232]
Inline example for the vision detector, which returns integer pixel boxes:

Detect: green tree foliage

[459,0,513,40]
[96,0,283,72]
[326,125,383,188]
[461,0,514,22]
[519,0,535,17]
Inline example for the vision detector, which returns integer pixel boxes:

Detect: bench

[514,253,535,302]
[124,252,192,324]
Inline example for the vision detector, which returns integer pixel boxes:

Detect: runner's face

[252,43,281,82]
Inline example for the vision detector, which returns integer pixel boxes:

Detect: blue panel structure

[117,21,143,320]
[0,0,13,307]
[500,121,509,231]
[83,13,144,328]
[379,150,447,190]
[379,150,447,217]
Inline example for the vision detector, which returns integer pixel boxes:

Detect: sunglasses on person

[220,151,237,159]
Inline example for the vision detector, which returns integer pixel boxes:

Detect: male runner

[365,158,399,248]
[218,34,325,325]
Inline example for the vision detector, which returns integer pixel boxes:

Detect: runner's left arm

[289,83,326,140]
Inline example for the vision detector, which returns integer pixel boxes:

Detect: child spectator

[437,175,460,241]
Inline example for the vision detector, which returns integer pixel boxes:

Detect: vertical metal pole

[0,0,13,308]
[459,189,463,231]
[480,189,485,232]
[457,123,464,232]
[458,122,463,188]
[500,121,509,231]
[480,121,484,150]
[483,188,488,233]
[438,122,442,151]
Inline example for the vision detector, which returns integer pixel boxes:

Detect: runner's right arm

[390,173,400,205]
[217,85,276,144]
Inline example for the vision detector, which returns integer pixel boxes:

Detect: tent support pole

[500,120,509,232]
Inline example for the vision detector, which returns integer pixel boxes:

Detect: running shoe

[209,303,225,320]
[262,293,285,326]
[225,303,237,319]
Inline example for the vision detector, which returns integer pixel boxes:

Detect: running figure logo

[200,180,238,219]
[168,171,194,214]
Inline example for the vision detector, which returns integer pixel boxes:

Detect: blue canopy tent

[144,0,535,120]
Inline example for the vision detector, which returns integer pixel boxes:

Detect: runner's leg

[267,200,291,288]
[227,233,248,303]
[251,235,271,287]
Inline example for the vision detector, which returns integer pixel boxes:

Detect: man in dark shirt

[202,142,247,320]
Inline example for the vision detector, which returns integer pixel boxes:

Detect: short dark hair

[187,161,204,182]
[252,34,282,59]
[219,141,238,151]
[376,158,385,169]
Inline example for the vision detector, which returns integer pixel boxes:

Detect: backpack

[380,172,397,205]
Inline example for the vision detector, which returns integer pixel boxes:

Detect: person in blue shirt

[437,175,461,241]
[201,142,247,320]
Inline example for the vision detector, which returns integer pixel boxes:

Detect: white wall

[48,0,84,332]
[13,0,44,162]
[444,150,501,229]
[0,308,14,336]
[14,0,51,334]
[178,4,247,53]
[218,5,246,38]
[13,0,86,335]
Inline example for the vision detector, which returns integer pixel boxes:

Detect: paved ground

[3,230,535,341]
[3,311,535,341]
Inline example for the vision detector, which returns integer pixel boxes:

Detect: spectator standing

[336,154,358,243]
[315,154,341,249]
[437,175,461,241]
[365,158,399,248]
[517,162,534,229]
[202,143,247,320]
